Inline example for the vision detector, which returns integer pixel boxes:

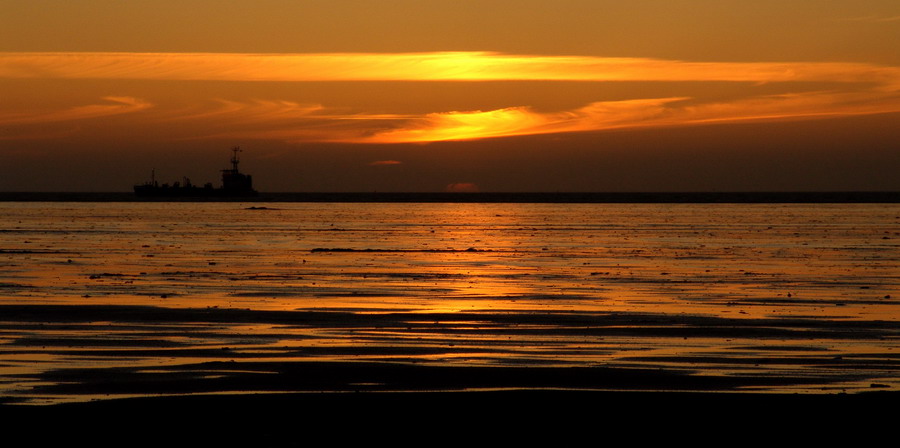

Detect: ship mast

[231,146,241,172]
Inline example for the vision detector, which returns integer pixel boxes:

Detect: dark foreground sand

[2,303,899,445]
[2,390,897,446]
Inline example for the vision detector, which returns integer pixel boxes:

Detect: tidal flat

[1,202,899,406]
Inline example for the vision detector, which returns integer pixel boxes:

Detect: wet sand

[5,302,899,399]
[2,303,900,404]
[1,201,899,439]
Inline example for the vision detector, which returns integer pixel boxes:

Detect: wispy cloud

[2,52,899,86]
[2,52,900,144]
[198,88,900,144]
[344,89,900,143]
[15,89,892,145]
[159,100,324,124]
[0,96,151,125]
[352,99,683,143]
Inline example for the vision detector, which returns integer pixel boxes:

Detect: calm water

[1,202,899,403]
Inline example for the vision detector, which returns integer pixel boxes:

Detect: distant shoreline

[1,191,899,203]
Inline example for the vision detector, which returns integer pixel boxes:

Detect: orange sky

[1,1,899,192]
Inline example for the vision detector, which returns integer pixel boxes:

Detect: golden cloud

[3,51,899,86]
[3,52,900,144]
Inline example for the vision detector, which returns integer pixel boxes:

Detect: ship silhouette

[134,147,258,197]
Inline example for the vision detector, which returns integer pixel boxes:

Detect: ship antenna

[231,146,242,172]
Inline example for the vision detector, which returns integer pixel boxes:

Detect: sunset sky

[2,1,899,192]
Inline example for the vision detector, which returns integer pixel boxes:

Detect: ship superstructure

[134,147,257,197]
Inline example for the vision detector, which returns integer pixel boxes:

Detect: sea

[1,201,898,404]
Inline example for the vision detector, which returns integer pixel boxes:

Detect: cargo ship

[134,147,257,197]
